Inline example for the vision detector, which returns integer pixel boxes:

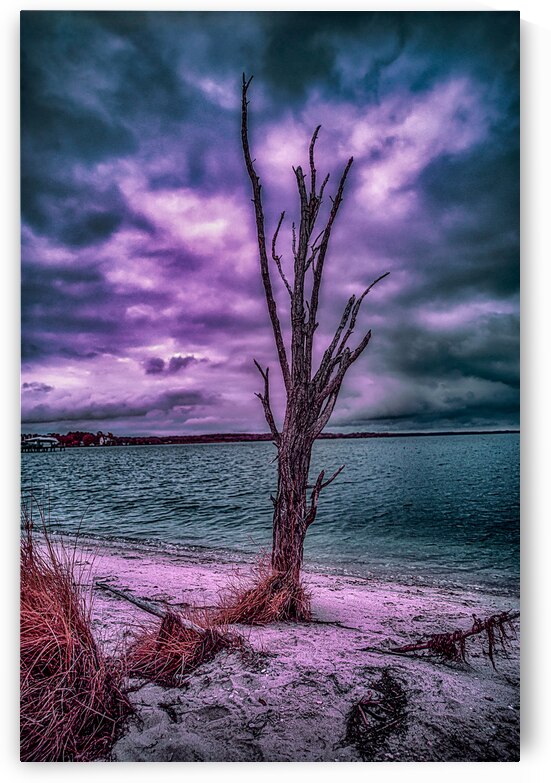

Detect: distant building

[21,436,64,452]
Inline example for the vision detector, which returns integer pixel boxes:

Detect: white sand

[70,537,519,762]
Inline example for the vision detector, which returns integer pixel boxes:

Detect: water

[21,434,519,592]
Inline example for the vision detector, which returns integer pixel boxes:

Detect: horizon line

[20,428,520,442]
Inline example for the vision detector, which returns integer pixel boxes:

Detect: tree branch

[309,157,353,311]
[335,272,389,356]
[253,359,280,444]
[319,172,330,202]
[305,157,354,372]
[271,211,292,297]
[311,392,338,439]
[320,463,345,489]
[96,582,206,635]
[305,464,345,527]
[242,74,291,392]
[314,272,389,393]
[314,294,356,387]
[309,125,321,198]
[305,228,326,272]
[291,164,310,381]
[317,322,374,408]
[317,347,352,404]
[293,165,310,265]
[348,329,372,364]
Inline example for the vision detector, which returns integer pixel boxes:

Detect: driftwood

[97,582,247,688]
[95,581,206,636]
[385,611,519,668]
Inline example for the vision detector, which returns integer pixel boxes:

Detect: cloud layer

[21,11,519,434]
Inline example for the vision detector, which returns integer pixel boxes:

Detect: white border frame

[4,3,549,780]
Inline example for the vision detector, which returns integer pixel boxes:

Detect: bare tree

[241,75,388,618]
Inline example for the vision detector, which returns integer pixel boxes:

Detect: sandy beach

[60,536,521,763]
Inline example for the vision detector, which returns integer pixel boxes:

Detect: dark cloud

[20,255,174,363]
[22,382,54,393]
[168,355,197,373]
[22,174,155,248]
[22,387,216,424]
[144,357,166,375]
[20,11,519,433]
[89,11,195,122]
[380,314,520,389]
[21,14,139,164]
[405,11,519,91]
[258,12,407,102]
[142,354,200,376]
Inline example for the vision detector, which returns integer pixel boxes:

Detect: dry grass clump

[214,558,312,625]
[126,610,242,687]
[20,510,131,762]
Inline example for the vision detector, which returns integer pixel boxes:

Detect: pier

[21,437,66,453]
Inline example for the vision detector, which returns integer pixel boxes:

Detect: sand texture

[70,538,519,762]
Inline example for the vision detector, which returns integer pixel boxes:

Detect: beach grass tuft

[214,556,312,624]
[125,609,242,687]
[20,506,131,762]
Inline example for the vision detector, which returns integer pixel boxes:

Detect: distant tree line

[20,429,518,449]
[21,431,117,447]
[19,431,275,447]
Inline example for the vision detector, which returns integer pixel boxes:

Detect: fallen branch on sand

[96,581,243,687]
[365,611,519,669]
[96,581,206,635]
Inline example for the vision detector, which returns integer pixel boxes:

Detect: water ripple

[21,435,519,590]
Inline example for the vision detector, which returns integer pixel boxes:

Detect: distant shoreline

[21,429,520,448]
[120,429,520,446]
[166,429,519,444]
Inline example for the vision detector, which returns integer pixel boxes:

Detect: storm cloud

[21,11,519,434]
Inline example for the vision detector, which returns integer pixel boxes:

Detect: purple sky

[21,11,519,435]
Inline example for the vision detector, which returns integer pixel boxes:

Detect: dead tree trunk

[241,75,388,617]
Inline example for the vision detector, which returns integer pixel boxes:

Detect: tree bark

[271,418,313,581]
